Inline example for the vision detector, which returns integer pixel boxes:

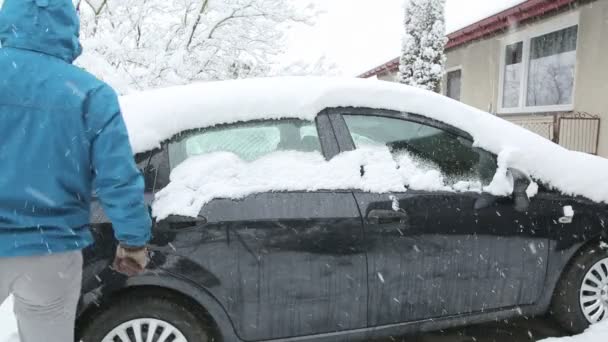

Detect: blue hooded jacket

[0,0,151,257]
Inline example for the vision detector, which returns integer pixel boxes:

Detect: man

[0,1,152,341]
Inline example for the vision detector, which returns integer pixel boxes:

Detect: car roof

[120,76,482,153]
[120,76,608,205]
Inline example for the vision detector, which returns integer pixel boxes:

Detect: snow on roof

[120,76,608,204]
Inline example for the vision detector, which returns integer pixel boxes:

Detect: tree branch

[84,0,108,16]
[186,0,211,50]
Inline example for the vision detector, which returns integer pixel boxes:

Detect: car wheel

[551,243,608,333]
[80,296,211,342]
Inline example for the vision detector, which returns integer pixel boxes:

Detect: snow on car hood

[120,76,608,205]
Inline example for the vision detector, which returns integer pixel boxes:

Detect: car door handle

[366,209,409,225]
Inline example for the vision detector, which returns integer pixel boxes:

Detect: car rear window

[168,119,321,169]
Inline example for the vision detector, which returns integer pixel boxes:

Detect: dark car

[76,79,608,342]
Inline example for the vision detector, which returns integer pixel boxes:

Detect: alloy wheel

[102,318,188,342]
[580,257,608,323]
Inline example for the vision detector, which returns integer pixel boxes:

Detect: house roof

[359,0,578,78]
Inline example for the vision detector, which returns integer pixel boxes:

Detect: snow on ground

[2,294,608,342]
[0,298,18,342]
[539,321,608,342]
[122,77,608,209]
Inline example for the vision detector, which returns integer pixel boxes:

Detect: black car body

[77,106,608,342]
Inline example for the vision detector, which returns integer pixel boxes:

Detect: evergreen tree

[398,0,448,92]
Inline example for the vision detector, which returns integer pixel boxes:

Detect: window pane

[526,26,578,107]
[185,126,279,159]
[168,120,321,169]
[343,115,497,186]
[446,70,462,101]
[502,42,523,108]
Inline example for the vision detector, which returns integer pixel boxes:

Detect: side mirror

[509,168,530,212]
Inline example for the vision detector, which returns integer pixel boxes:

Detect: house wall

[377,71,397,82]
[443,39,501,113]
[573,0,608,156]
[440,0,608,157]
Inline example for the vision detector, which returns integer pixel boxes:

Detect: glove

[113,244,149,277]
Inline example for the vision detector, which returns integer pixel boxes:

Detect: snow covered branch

[76,0,316,92]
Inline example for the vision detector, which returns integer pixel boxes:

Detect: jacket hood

[0,0,82,63]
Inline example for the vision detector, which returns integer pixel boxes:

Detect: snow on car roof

[120,76,608,204]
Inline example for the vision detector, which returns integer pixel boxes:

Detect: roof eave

[358,0,579,78]
[445,0,578,49]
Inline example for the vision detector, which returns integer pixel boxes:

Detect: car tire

[80,296,212,342]
[551,243,608,333]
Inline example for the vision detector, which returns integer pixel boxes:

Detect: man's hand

[113,245,148,276]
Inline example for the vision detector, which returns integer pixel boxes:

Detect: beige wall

[377,71,397,82]
[371,1,608,156]
[440,0,608,157]
[573,0,608,156]
[443,39,501,113]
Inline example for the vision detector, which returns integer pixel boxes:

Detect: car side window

[168,119,321,169]
[343,114,497,186]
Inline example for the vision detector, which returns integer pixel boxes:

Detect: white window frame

[497,11,580,114]
[444,66,462,100]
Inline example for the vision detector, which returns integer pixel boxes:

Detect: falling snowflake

[377,272,385,283]
[389,195,400,212]
[528,242,538,255]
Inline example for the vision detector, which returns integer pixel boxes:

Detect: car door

[329,109,550,326]
[150,115,368,341]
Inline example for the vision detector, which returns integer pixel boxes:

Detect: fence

[504,112,600,155]
[558,117,601,155]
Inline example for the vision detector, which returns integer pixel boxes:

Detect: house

[359,0,607,158]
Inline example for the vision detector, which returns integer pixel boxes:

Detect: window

[499,17,578,113]
[343,115,497,186]
[446,69,462,101]
[502,42,523,108]
[527,26,578,107]
[168,119,321,169]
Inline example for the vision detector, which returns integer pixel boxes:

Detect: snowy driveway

[0,306,571,342]
[375,317,565,342]
[2,298,606,342]
[0,300,567,342]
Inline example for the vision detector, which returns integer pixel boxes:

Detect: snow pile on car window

[393,152,483,193]
[539,321,608,342]
[154,147,496,220]
[121,76,608,204]
[154,148,397,219]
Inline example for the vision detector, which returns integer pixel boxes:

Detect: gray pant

[0,251,82,342]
